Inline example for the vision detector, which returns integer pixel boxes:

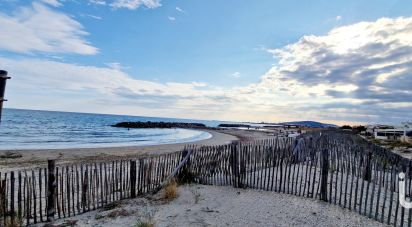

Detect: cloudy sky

[0,0,411,125]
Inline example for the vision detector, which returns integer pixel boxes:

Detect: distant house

[374,129,405,141]
[371,122,412,143]
[366,124,394,135]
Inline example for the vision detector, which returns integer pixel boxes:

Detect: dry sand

[39,184,386,227]
[0,129,275,171]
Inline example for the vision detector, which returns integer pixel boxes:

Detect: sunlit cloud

[0,2,98,55]
[255,17,412,124]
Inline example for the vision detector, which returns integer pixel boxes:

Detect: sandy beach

[0,128,274,171]
[39,184,385,227]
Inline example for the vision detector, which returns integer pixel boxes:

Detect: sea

[0,108,224,150]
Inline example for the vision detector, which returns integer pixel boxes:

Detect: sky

[0,0,411,125]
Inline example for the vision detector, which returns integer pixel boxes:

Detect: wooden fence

[186,132,412,227]
[1,131,411,226]
[0,150,189,226]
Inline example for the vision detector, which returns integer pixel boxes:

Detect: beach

[0,128,274,171]
[39,184,384,227]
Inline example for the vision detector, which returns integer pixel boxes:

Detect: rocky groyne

[112,121,207,129]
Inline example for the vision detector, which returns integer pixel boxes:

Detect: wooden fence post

[230,142,241,188]
[1,179,6,227]
[130,160,137,198]
[10,171,15,225]
[47,160,56,222]
[364,152,372,182]
[321,149,329,201]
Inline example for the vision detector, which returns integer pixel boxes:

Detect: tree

[354,125,366,132]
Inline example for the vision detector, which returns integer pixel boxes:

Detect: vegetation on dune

[135,219,155,227]
[163,180,179,201]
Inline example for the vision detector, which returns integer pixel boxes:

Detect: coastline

[0,128,276,171]
[0,129,233,171]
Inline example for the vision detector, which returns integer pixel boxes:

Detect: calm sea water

[0,109,222,150]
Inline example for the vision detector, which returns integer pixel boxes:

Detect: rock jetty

[112,121,207,129]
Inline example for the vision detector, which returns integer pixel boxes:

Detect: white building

[372,122,412,143]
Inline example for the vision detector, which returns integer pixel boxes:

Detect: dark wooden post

[364,152,372,182]
[130,160,137,198]
[1,179,6,227]
[18,172,21,219]
[0,70,11,123]
[239,146,246,189]
[320,149,329,201]
[82,169,88,211]
[230,142,240,188]
[47,160,56,222]
[10,171,15,224]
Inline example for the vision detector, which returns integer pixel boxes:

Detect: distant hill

[278,121,338,128]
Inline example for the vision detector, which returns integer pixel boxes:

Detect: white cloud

[168,16,176,21]
[89,0,107,5]
[231,72,241,78]
[176,6,183,12]
[40,0,63,7]
[111,0,161,10]
[0,2,98,55]
[336,15,342,21]
[82,14,102,20]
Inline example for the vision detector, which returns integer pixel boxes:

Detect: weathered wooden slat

[47,160,56,222]
[130,160,137,198]
[31,170,37,223]
[18,171,22,221]
[66,166,70,217]
[320,149,329,201]
[39,168,43,221]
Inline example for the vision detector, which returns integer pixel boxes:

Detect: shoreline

[0,129,234,171]
[0,127,213,151]
[0,128,275,171]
